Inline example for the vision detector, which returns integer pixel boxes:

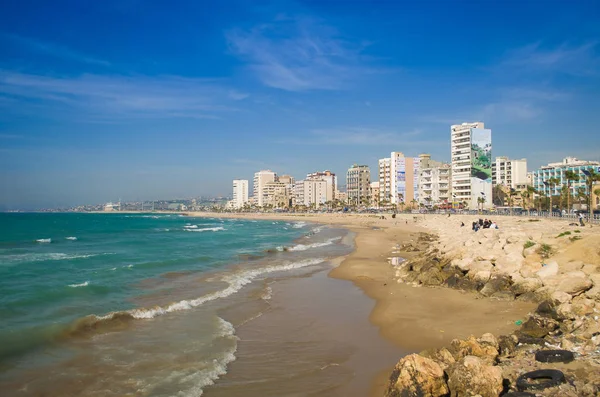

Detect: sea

[0,213,403,396]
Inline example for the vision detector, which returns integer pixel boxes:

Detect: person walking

[578,212,585,227]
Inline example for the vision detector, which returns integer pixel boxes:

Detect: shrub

[523,241,535,249]
[557,231,572,238]
[569,236,582,242]
[536,243,554,259]
[574,230,581,233]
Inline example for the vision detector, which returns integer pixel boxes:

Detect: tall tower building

[253,170,276,207]
[450,122,492,210]
[379,152,421,206]
[232,179,249,209]
[306,170,336,202]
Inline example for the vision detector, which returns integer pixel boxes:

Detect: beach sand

[187,212,536,396]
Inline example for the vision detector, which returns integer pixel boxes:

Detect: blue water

[0,213,314,363]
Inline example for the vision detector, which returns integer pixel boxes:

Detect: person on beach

[490,221,498,229]
[578,212,585,226]
[461,222,465,227]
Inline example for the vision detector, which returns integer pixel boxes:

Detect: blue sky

[1,0,599,209]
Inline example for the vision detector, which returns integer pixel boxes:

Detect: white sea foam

[65,236,78,241]
[288,237,341,252]
[292,222,307,229]
[125,264,134,268]
[96,258,324,321]
[4,252,104,264]
[183,225,198,229]
[261,286,273,300]
[185,227,225,232]
[69,281,89,288]
[36,238,51,243]
[312,226,324,234]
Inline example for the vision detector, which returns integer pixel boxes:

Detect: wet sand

[189,212,537,396]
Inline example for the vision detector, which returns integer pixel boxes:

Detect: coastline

[187,212,536,396]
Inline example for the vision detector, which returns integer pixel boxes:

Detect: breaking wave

[65,237,77,241]
[287,237,341,252]
[185,227,225,232]
[36,238,51,243]
[68,281,89,288]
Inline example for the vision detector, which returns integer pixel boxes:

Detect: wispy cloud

[226,16,374,91]
[0,71,239,120]
[4,34,111,67]
[501,41,599,76]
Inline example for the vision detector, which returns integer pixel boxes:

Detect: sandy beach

[187,212,539,395]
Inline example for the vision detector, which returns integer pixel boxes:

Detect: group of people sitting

[469,218,498,231]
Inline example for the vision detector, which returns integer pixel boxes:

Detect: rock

[512,277,543,296]
[421,347,456,371]
[418,268,445,286]
[480,275,512,297]
[447,356,503,397]
[551,291,573,304]
[479,333,498,349]
[523,244,537,257]
[498,334,518,357]
[536,261,559,279]
[494,254,524,275]
[518,316,558,338]
[473,270,492,282]
[557,303,576,320]
[584,274,600,300]
[449,336,499,364]
[581,264,599,275]
[385,354,449,397]
[571,298,595,316]
[556,271,593,296]
[490,290,515,300]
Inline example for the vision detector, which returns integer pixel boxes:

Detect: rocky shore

[385,215,600,396]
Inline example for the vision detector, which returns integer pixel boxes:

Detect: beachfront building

[303,179,328,208]
[346,164,371,206]
[450,122,493,210]
[263,181,289,208]
[532,157,600,199]
[253,170,277,207]
[417,154,451,208]
[336,191,348,204]
[231,179,249,209]
[492,157,528,190]
[593,182,600,210]
[378,152,421,207]
[370,182,380,207]
[306,170,336,202]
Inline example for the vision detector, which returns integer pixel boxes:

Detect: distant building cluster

[226,121,600,212]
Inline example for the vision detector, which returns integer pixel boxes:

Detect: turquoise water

[0,213,313,361]
[0,213,352,396]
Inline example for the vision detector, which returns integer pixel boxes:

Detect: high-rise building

[306,170,336,202]
[303,180,328,207]
[450,122,492,209]
[370,182,380,207]
[378,152,421,206]
[346,164,371,206]
[533,157,600,198]
[232,179,249,209]
[417,154,451,208]
[253,170,277,207]
[492,157,528,189]
[263,181,289,208]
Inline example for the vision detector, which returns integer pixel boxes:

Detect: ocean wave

[69,257,325,334]
[185,227,225,232]
[36,238,51,243]
[2,252,106,264]
[292,222,307,229]
[68,281,89,288]
[261,286,273,300]
[287,237,341,252]
[183,224,198,229]
[65,236,78,241]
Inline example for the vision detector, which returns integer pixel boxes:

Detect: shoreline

[187,212,537,396]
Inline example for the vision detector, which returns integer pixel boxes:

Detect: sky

[1,0,599,210]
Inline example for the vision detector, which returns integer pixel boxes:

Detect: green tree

[547,177,561,211]
[477,196,485,211]
[564,170,580,213]
[582,169,600,221]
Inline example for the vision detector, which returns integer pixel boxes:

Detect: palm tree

[547,177,561,213]
[477,196,485,211]
[579,169,600,221]
[564,170,580,214]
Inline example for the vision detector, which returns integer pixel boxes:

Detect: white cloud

[0,71,238,120]
[4,34,111,66]
[226,16,373,91]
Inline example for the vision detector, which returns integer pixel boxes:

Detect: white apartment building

[293,181,305,206]
[533,157,600,198]
[232,179,249,209]
[303,180,328,207]
[417,154,451,208]
[492,157,528,189]
[451,122,492,210]
[306,170,336,202]
[253,170,277,207]
[346,164,371,206]
[263,181,289,208]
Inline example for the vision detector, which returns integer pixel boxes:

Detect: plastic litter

[515,320,523,326]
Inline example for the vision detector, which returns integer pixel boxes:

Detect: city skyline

[1,1,600,210]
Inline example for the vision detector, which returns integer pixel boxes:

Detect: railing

[407,209,600,224]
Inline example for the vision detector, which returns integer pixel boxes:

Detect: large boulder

[556,271,593,296]
[518,316,558,338]
[385,354,449,397]
[536,261,559,279]
[480,275,512,297]
[512,277,543,296]
[449,336,498,364]
[494,253,524,275]
[447,355,504,397]
[584,274,600,300]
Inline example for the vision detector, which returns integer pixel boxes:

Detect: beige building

[418,154,451,208]
[232,179,249,209]
[593,182,600,210]
[292,179,328,207]
[306,170,336,202]
[492,157,528,189]
[253,170,277,207]
[263,181,289,208]
[346,164,371,206]
[336,191,347,204]
[370,182,380,207]
[379,152,421,206]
